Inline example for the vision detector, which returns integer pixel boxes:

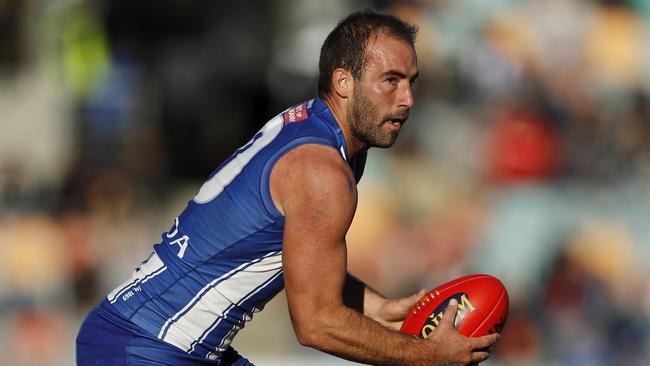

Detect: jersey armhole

[259,137,342,219]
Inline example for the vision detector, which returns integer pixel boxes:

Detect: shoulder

[280,99,339,141]
[274,144,355,197]
[270,144,356,217]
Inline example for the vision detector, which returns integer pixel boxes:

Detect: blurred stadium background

[2,0,650,365]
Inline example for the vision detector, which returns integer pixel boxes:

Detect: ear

[332,68,354,99]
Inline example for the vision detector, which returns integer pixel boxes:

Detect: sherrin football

[400,274,509,339]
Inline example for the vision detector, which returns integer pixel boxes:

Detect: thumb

[439,298,459,330]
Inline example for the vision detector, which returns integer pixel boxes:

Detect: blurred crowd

[1,0,650,365]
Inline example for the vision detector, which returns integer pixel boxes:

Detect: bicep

[272,145,357,325]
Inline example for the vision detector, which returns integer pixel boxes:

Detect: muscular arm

[271,144,498,365]
[271,144,428,365]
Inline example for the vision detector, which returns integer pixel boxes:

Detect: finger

[402,289,427,309]
[471,333,499,349]
[471,350,491,363]
[386,289,428,322]
[439,298,458,330]
[404,289,426,304]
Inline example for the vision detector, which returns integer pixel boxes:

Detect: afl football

[400,274,509,339]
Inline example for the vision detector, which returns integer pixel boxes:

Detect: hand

[424,299,499,365]
[372,289,426,331]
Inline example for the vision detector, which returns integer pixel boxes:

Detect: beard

[348,87,407,148]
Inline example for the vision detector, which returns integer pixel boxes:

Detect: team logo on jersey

[283,102,309,123]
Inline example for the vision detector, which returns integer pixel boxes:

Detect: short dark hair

[317,9,418,97]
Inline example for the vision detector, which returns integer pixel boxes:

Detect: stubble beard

[349,87,399,149]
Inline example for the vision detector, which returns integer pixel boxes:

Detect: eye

[385,77,399,86]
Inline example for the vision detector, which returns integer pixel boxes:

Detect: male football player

[77,10,498,365]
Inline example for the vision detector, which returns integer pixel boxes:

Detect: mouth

[386,118,406,129]
[386,110,409,126]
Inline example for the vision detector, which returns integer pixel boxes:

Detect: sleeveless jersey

[105,98,363,361]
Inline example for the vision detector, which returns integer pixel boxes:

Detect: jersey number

[193,116,284,204]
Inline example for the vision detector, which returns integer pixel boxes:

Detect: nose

[399,82,414,109]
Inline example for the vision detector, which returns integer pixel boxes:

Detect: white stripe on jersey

[107,251,167,303]
[159,251,283,352]
[199,269,284,358]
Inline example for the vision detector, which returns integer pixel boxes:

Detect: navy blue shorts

[76,300,253,366]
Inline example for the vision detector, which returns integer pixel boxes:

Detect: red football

[400,274,509,339]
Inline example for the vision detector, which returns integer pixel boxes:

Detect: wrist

[398,338,436,366]
[362,286,386,319]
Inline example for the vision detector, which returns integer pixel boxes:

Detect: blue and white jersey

[106,98,362,361]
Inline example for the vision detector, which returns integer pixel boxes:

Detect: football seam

[440,275,495,293]
[468,286,505,337]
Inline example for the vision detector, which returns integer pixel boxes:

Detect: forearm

[342,274,365,313]
[362,284,387,320]
[342,274,386,319]
[301,303,430,366]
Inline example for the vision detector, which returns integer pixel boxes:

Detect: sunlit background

[2,0,650,365]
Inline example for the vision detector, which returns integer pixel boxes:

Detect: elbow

[293,318,322,348]
[291,309,332,349]
[295,327,317,348]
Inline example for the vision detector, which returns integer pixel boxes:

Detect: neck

[321,94,367,157]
